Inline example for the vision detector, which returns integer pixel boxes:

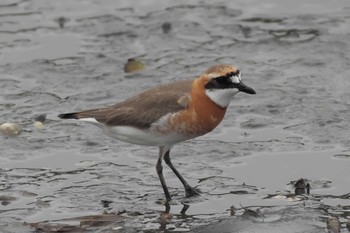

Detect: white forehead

[231,72,241,83]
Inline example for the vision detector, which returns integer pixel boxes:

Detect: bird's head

[202,64,256,108]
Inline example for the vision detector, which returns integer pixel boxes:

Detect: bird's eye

[216,77,229,85]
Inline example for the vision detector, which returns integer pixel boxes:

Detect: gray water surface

[1,0,350,232]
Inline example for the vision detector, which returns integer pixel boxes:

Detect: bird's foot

[185,186,200,197]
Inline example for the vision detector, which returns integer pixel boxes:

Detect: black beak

[237,82,256,95]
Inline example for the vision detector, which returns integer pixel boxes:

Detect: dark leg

[163,150,200,197]
[156,147,172,202]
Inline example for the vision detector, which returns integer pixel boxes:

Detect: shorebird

[58,64,256,202]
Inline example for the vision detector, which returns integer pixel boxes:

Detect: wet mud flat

[1,0,350,232]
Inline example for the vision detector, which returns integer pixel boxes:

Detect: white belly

[78,117,195,146]
[103,125,192,146]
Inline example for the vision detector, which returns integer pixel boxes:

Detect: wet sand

[1,0,350,232]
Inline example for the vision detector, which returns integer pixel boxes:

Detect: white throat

[205,88,239,108]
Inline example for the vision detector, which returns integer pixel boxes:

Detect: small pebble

[293,178,310,195]
[124,58,145,73]
[34,121,44,129]
[33,114,46,129]
[230,205,236,216]
[161,22,172,34]
[55,16,69,29]
[327,217,341,233]
[0,122,22,136]
[34,114,47,123]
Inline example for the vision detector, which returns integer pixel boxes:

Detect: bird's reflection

[158,202,191,231]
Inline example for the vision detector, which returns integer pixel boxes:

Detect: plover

[58,64,256,202]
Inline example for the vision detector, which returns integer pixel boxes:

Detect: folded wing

[58,80,193,129]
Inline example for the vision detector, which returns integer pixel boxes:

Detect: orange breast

[169,77,227,136]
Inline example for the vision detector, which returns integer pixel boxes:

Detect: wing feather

[72,80,193,129]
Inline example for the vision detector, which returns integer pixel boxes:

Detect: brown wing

[62,80,193,129]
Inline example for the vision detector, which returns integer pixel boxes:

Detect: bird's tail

[58,113,79,119]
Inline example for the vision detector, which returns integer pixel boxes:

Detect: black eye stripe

[216,77,230,84]
[204,70,241,90]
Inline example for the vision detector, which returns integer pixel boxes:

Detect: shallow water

[1,0,350,232]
